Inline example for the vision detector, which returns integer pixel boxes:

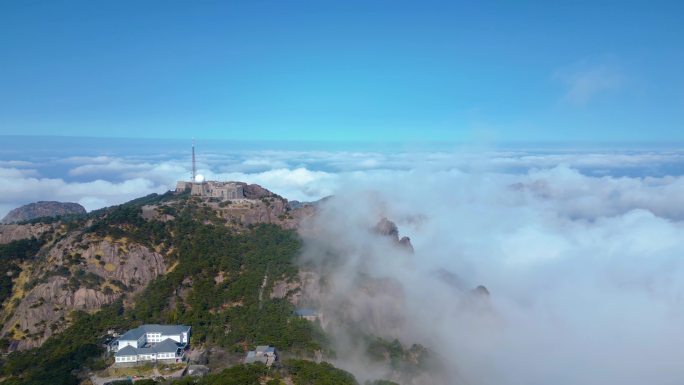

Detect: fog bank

[298,166,684,385]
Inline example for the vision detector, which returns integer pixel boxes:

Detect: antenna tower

[192,139,196,183]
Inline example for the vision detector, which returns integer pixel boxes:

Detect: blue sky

[1,0,683,142]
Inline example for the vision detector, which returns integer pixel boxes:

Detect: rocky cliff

[0,223,54,243]
[1,201,86,224]
[374,217,414,252]
[1,231,167,350]
[0,184,318,351]
[170,193,315,230]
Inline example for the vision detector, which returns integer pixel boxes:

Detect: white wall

[118,339,138,349]
[146,332,163,343]
[162,334,181,343]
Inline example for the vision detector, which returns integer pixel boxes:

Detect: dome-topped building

[175,141,246,200]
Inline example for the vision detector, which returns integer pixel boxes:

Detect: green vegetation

[170,363,268,385]
[0,194,421,385]
[0,194,324,384]
[0,300,129,385]
[18,213,87,225]
[0,260,22,305]
[127,207,320,353]
[286,359,359,385]
[0,238,45,260]
[166,361,360,385]
[65,269,105,290]
[133,380,157,385]
[366,337,430,375]
[0,238,45,304]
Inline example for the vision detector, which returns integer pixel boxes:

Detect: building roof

[245,351,268,364]
[115,345,138,357]
[135,346,154,354]
[114,338,181,357]
[295,308,318,317]
[153,338,182,354]
[118,324,191,341]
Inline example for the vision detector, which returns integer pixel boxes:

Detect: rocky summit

[0,185,434,385]
[1,201,86,224]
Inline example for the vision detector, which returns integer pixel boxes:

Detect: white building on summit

[175,180,245,200]
[113,324,191,364]
[175,141,246,200]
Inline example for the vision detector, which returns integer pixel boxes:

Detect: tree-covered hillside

[0,193,325,385]
[0,238,45,305]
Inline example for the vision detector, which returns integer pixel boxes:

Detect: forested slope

[0,192,325,385]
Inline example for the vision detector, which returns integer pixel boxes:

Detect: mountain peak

[1,201,86,224]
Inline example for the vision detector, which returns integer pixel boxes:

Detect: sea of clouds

[299,166,684,385]
[2,139,684,384]
[1,138,683,219]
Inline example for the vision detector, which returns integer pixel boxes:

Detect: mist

[296,165,684,385]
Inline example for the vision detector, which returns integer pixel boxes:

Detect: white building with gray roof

[113,324,191,364]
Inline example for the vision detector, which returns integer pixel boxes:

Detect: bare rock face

[2,236,166,351]
[271,278,299,300]
[271,271,323,306]
[216,198,285,226]
[214,196,315,230]
[92,241,166,288]
[236,183,278,199]
[1,201,86,224]
[374,217,399,238]
[373,217,414,253]
[165,182,317,230]
[398,236,414,253]
[46,237,167,290]
[141,205,174,222]
[214,182,315,229]
[471,285,490,297]
[288,196,331,210]
[287,205,317,229]
[1,276,118,350]
[0,223,54,244]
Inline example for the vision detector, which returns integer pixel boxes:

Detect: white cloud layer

[0,170,167,216]
[1,148,684,219]
[1,145,684,384]
[298,165,684,385]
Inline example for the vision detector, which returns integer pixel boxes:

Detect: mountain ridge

[0,183,442,385]
[1,201,86,224]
